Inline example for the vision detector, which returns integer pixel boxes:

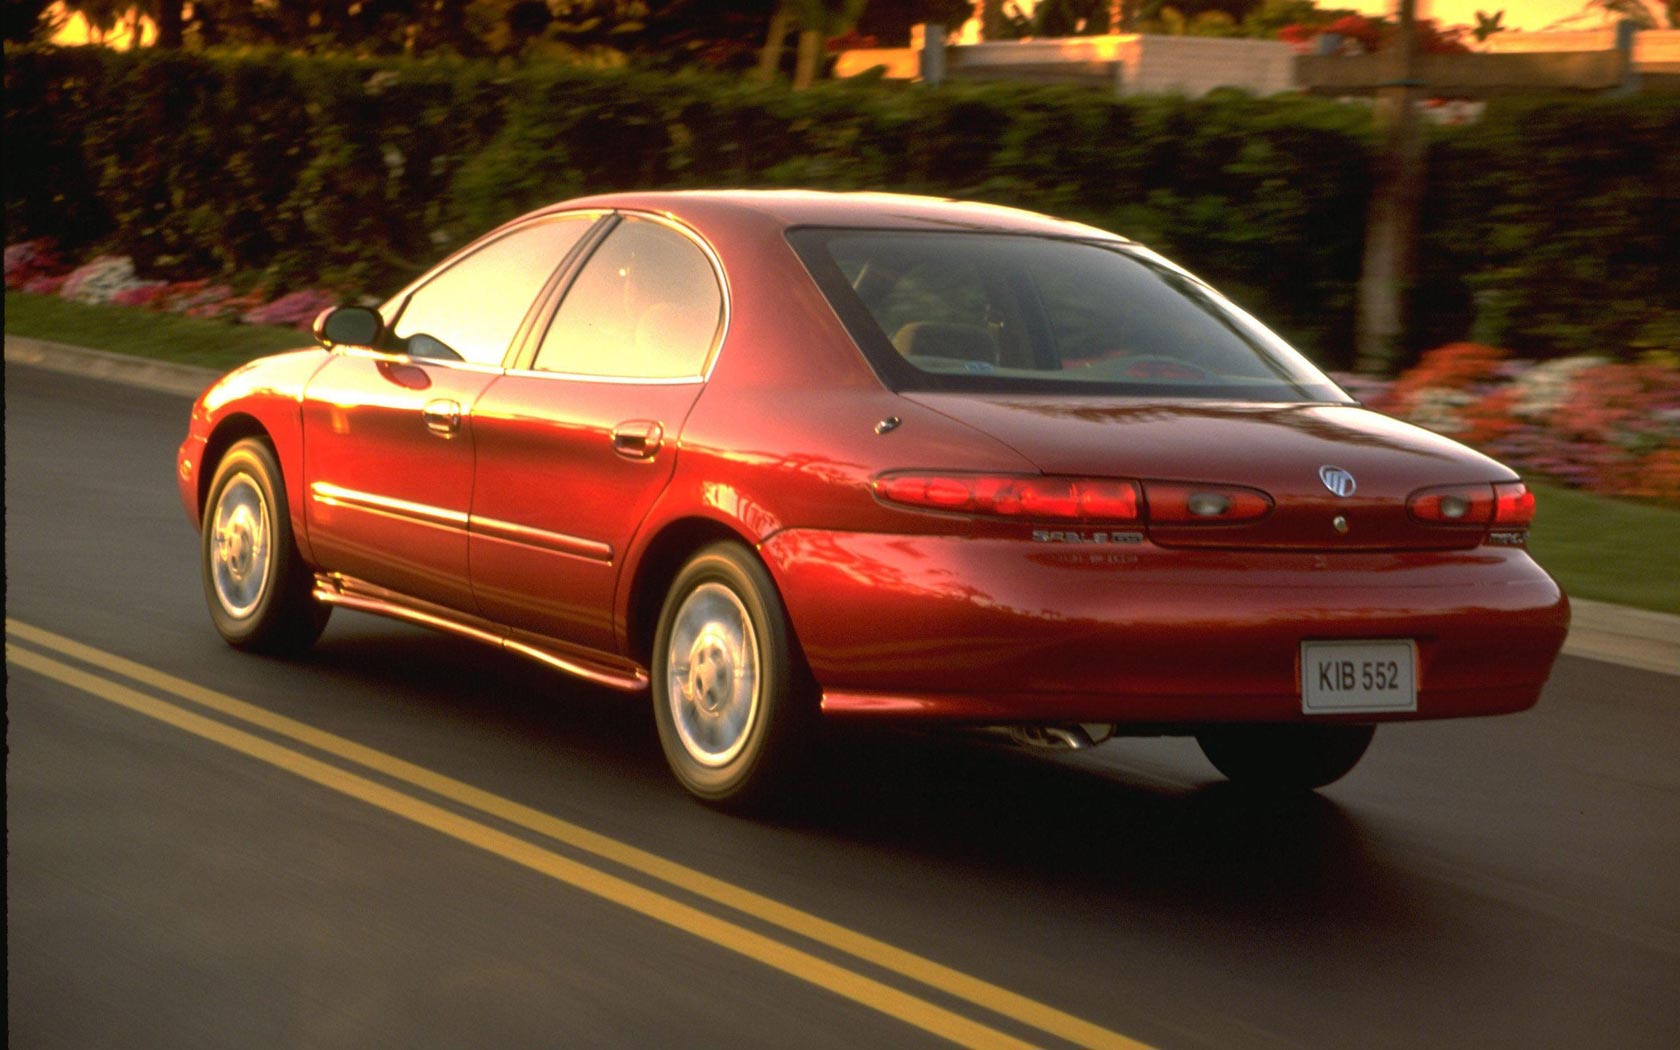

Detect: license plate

[1301,640,1417,714]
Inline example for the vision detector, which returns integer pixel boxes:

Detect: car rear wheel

[652,542,815,809]
[1195,724,1374,790]
[202,437,329,654]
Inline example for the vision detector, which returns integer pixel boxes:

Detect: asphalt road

[7,362,1679,1050]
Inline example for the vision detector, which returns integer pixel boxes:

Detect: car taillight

[1408,484,1495,525]
[1142,482,1272,523]
[1408,481,1534,529]
[874,473,1141,522]
[1493,481,1535,526]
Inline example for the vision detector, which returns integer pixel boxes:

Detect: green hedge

[1420,95,1680,360]
[6,45,1676,368]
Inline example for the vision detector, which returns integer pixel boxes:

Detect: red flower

[1389,342,1509,415]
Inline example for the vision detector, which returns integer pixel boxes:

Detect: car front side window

[389,217,594,367]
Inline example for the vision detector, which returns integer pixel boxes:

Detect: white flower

[61,256,144,305]
[1405,387,1475,435]
[1510,356,1608,418]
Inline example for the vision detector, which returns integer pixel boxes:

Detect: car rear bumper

[759,530,1570,725]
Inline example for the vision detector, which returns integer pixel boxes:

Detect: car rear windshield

[788,228,1352,403]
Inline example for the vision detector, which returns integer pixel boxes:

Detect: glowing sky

[1337,1,1661,32]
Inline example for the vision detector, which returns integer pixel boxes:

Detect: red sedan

[178,191,1569,806]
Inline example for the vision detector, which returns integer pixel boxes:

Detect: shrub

[1420,95,1680,361]
[5,45,1676,370]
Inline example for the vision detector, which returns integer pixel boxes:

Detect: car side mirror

[313,305,383,350]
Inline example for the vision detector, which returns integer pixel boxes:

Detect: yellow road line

[8,643,1036,1050]
[6,618,1151,1050]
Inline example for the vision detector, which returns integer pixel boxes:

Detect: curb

[7,332,1678,677]
[5,334,222,398]
[1562,598,1680,678]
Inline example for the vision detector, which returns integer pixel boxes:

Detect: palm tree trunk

[155,0,183,47]
[792,28,823,89]
[755,4,794,82]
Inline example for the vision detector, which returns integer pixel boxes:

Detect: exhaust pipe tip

[1006,723,1115,751]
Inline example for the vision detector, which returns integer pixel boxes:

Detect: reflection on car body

[177,190,1570,808]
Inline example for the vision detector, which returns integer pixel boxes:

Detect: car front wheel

[202,437,329,654]
[1196,724,1375,790]
[652,542,815,809]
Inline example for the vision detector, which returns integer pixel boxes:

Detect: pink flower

[241,289,337,329]
[187,290,266,320]
[110,282,169,308]
[21,274,67,295]
[5,239,64,289]
[162,282,233,314]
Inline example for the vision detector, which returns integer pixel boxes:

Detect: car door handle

[611,420,664,459]
[422,399,462,436]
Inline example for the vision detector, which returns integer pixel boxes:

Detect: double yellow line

[6,618,1151,1050]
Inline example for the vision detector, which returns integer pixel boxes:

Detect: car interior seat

[890,322,1000,365]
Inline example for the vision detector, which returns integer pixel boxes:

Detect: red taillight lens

[1409,482,1533,529]
[1494,481,1535,525]
[1408,484,1496,525]
[1078,481,1144,520]
[1142,482,1272,523]
[874,473,1141,522]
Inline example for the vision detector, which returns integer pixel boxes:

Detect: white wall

[837,33,1320,99]
[1127,36,1296,97]
[948,34,1296,98]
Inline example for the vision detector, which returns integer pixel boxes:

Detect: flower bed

[1334,343,1680,504]
[5,238,329,333]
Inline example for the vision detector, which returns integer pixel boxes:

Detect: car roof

[537,189,1130,241]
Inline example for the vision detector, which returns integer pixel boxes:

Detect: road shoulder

[6,334,220,398]
[1563,599,1680,678]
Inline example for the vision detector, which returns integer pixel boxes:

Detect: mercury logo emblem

[1319,465,1357,497]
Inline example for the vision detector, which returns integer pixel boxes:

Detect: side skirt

[313,573,650,693]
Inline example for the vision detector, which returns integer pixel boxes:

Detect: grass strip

[1527,483,1680,615]
[5,291,309,370]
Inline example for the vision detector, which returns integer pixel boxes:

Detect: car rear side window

[390,217,594,367]
[532,218,723,380]
[792,229,1351,403]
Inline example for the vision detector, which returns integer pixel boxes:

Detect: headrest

[890,322,999,364]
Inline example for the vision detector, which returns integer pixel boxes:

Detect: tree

[756,0,867,87]
[3,0,61,41]
[1587,0,1658,29]
[1135,0,1258,27]
[1471,9,1503,43]
[1243,0,1338,35]
[854,0,972,45]
[154,0,182,46]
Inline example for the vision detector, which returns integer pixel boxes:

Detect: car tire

[202,437,330,654]
[1195,724,1374,791]
[652,542,816,809]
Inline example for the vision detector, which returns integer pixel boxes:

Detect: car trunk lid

[903,394,1516,551]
